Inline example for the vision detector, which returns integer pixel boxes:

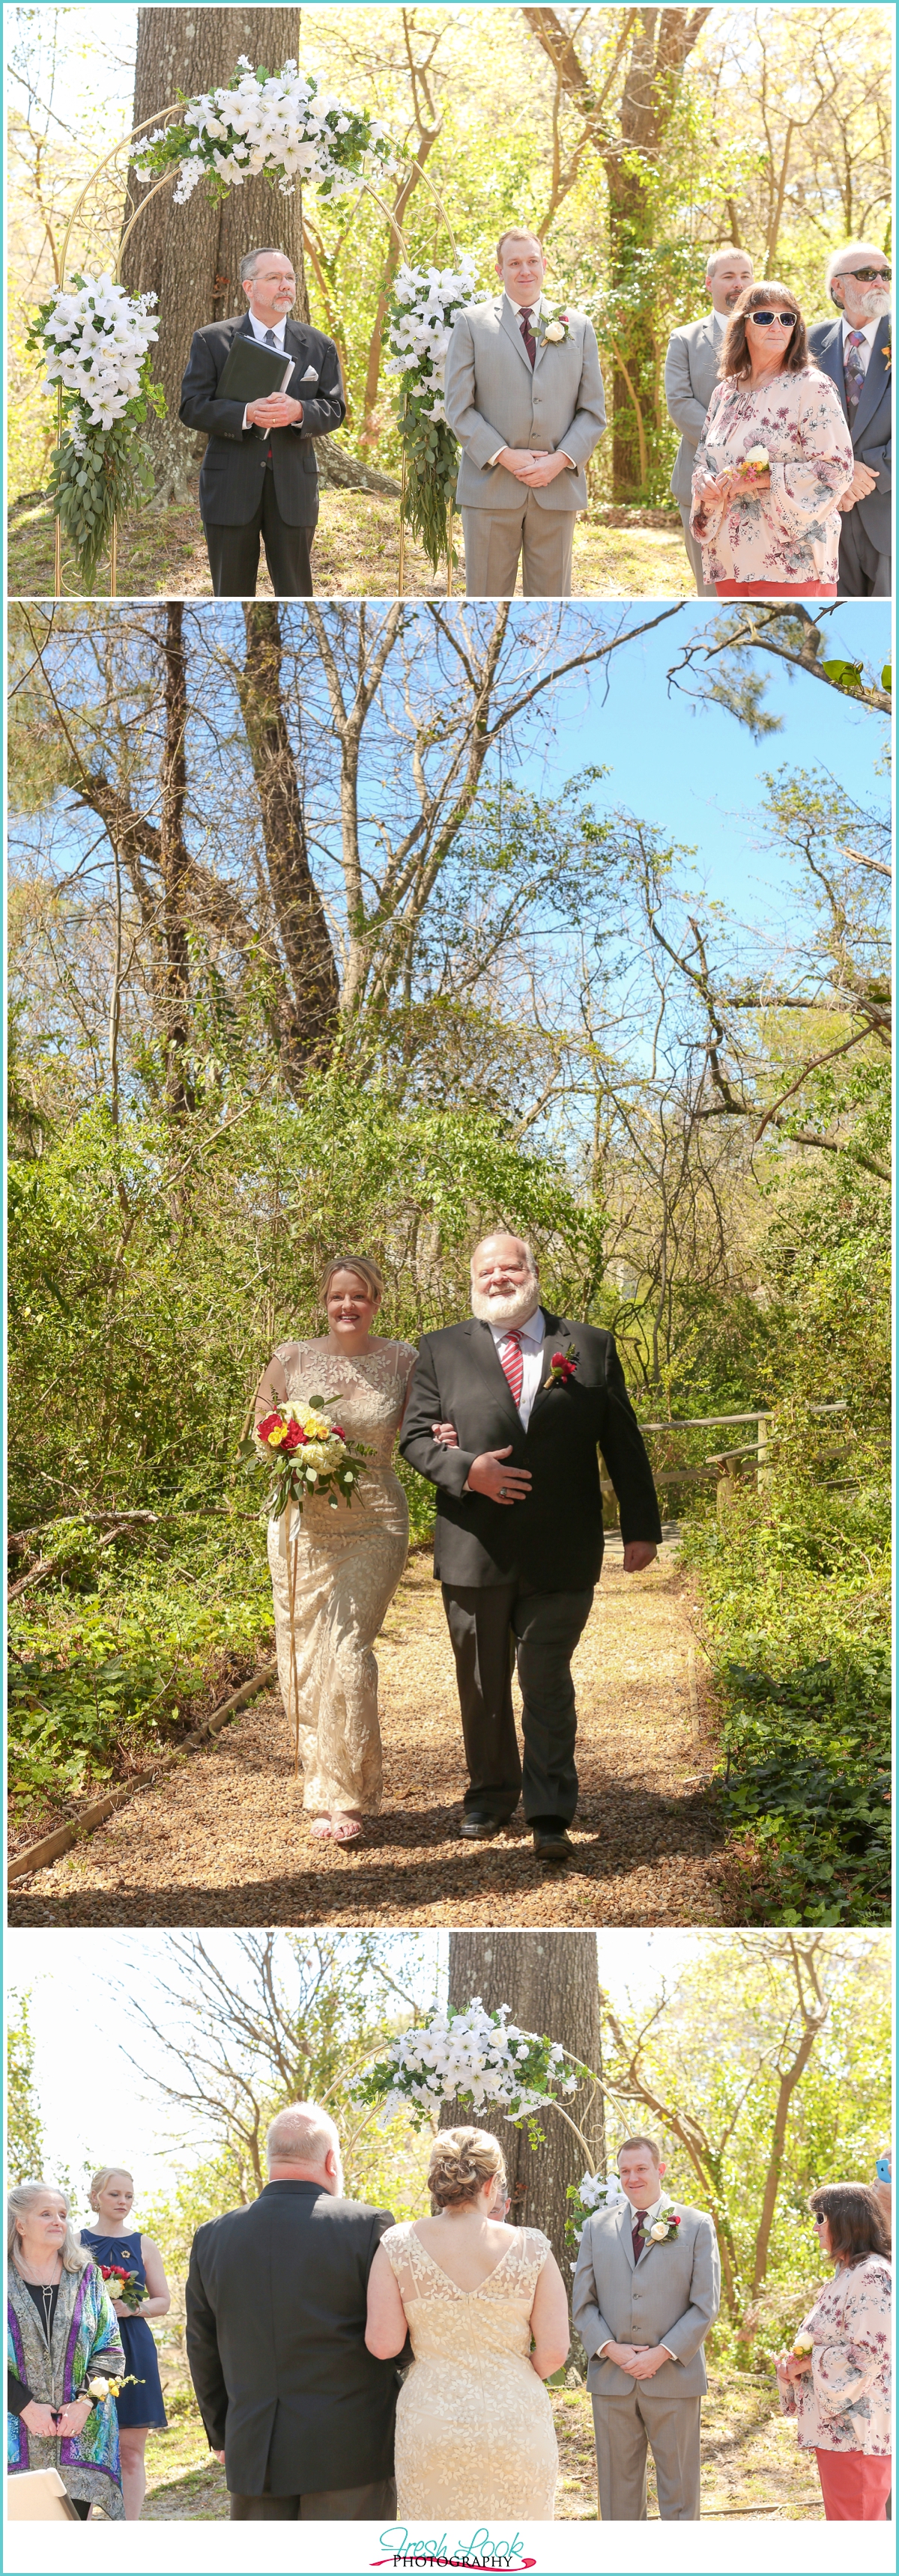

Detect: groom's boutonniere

[639,2204,682,2247]
[535,302,572,347]
[544,1341,578,1389]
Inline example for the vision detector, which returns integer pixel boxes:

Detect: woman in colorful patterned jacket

[775,2181,892,2521]
[7,2181,126,2519]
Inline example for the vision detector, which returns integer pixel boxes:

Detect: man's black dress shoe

[532,1825,574,1864]
[459,1814,503,1840]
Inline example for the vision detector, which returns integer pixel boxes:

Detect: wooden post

[109,515,118,598]
[757,1412,772,1494]
[446,502,453,595]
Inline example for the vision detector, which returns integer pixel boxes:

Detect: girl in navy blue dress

[80,2166,171,2519]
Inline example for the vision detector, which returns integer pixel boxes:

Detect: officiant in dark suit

[186,2103,406,2519]
[178,247,346,597]
[399,1233,662,1865]
[808,242,892,597]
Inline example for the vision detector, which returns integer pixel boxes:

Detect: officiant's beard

[470,1282,541,1331]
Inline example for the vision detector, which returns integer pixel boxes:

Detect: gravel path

[9,1544,730,1928]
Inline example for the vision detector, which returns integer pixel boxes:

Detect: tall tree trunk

[441,1933,604,2284]
[120,7,309,503]
[160,602,196,1114]
[237,604,340,1078]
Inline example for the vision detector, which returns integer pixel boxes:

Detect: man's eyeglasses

[842,266,891,283]
[748,310,799,328]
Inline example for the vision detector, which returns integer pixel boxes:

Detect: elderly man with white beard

[399,1233,662,1865]
[808,242,892,596]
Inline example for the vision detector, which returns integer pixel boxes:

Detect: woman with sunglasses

[690,281,854,597]
[775,2183,891,2521]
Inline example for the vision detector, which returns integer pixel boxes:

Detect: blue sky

[504,603,891,925]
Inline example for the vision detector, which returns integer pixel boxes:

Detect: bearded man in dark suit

[179,246,346,596]
[399,1232,662,1866]
[186,2102,405,2519]
[808,241,892,598]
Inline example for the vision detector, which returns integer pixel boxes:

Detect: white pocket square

[301,365,318,380]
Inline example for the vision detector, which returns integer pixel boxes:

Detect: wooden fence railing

[601,1400,849,1524]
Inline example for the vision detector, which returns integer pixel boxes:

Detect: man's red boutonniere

[545,1341,578,1388]
[639,2205,682,2247]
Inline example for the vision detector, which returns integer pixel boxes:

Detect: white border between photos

[1,2514,895,2576]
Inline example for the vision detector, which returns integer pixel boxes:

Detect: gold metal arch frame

[49,110,462,600]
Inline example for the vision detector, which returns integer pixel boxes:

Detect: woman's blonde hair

[88,2166,133,2211]
[428,2127,507,2211]
[7,2181,90,2273]
[320,1254,384,1308]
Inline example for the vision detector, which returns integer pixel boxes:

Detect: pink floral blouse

[779,2255,892,2455]
[690,367,854,589]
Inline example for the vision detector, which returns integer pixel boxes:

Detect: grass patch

[8,482,687,600]
[684,1485,890,1925]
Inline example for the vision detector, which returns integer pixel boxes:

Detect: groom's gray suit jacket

[572,2201,720,2399]
[444,296,605,512]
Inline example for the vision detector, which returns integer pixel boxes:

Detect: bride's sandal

[309,1817,333,1839]
[331,1811,363,1844]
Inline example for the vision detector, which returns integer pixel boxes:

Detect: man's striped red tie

[499,1331,524,1406]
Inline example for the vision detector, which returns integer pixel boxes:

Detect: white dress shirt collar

[628,2193,664,2225]
[841,313,880,351]
[503,289,543,318]
[488,1307,545,1349]
[247,309,288,348]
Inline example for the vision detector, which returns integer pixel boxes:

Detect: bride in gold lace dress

[254,1255,433,1845]
[365,2127,570,2518]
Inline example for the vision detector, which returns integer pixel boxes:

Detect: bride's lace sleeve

[379,2220,426,2307]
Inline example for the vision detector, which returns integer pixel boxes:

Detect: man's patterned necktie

[264,329,277,347]
[499,1331,524,1406]
[844,328,866,410]
[518,306,536,368]
[632,2219,646,2264]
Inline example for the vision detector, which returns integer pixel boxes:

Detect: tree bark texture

[160,601,196,1111]
[441,1932,604,2282]
[237,604,340,1076]
[120,7,309,502]
[524,6,710,499]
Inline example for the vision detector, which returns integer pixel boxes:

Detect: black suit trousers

[205,467,315,597]
[228,2476,396,2520]
[442,1579,593,1826]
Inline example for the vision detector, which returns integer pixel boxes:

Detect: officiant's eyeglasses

[748,310,799,327]
[843,266,891,282]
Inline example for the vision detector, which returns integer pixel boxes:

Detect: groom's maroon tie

[499,1331,524,1407]
[518,306,536,367]
[632,2218,646,2264]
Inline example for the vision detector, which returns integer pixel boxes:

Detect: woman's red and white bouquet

[251,1397,370,1525]
[98,2261,144,2312]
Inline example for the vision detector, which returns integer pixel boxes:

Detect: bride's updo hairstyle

[320,1255,384,1309]
[428,2127,507,2211]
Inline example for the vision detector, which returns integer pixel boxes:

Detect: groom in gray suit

[572,2135,720,2520]
[665,247,754,595]
[444,228,605,597]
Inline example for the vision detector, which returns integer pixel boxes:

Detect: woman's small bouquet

[790,2331,814,2358]
[87,2373,144,2402]
[742,444,770,480]
[98,2261,144,2312]
[249,1399,371,1525]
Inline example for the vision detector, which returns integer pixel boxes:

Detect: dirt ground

[9,1540,733,1930]
[139,2374,822,2520]
[8,483,688,601]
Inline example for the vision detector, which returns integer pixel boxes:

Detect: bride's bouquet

[356,1996,585,2148]
[249,1399,371,1527]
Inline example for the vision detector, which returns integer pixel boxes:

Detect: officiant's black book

[217,333,294,428]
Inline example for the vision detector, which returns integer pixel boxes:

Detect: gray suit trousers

[461,495,575,597]
[676,505,716,600]
[837,506,891,598]
[592,2390,701,2520]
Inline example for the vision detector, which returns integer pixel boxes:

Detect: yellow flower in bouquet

[244,1397,371,1523]
[742,445,769,478]
[791,2332,814,2355]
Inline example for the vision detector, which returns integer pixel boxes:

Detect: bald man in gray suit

[665,247,754,595]
[572,2136,720,2520]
